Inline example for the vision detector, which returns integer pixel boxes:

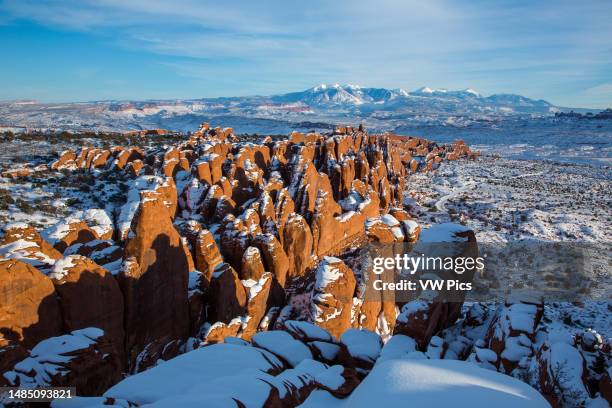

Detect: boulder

[394,300,461,350]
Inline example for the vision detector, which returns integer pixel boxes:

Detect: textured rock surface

[0,259,62,349]
[48,255,124,359]
[311,257,357,339]
[119,192,190,370]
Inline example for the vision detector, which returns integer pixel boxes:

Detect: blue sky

[0,0,610,108]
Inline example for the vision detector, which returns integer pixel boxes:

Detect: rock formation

[3,124,584,407]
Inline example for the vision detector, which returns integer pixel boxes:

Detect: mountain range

[0,84,560,133]
[271,84,552,109]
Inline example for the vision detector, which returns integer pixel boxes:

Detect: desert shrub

[65,197,82,206]
[15,198,34,214]
[0,189,14,210]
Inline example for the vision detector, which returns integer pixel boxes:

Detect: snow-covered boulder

[252,330,313,367]
[3,328,122,396]
[301,359,550,408]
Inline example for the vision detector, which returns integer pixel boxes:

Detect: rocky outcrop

[1,124,490,401]
[48,255,124,359]
[0,259,62,349]
[240,246,266,280]
[3,328,122,396]
[394,300,457,350]
[311,257,356,339]
[41,209,114,253]
[252,233,290,287]
[241,273,273,340]
[118,191,190,371]
[283,213,314,279]
[0,223,62,272]
[207,262,247,324]
[485,300,544,373]
[194,229,223,284]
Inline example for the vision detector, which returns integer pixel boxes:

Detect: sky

[0,0,610,108]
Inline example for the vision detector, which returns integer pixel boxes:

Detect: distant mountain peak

[311,83,344,92]
[392,88,409,97]
[462,88,481,97]
[413,86,442,94]
[411,86,481,98]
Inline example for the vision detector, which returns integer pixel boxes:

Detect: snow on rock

[315,257,344,288]
[3,328,122,396]
[530,341,594,407]
[116,176,173,240]
[380,214,400,227]
[0,239,58,270]
[241,273,269,300]
[102,344,283,406]
[42,209,113,251]
[467,340,500,371]
[311,257,356,339]
[252,330,313,367]
[419,222,472,242]
[179,177,207,216]
[47,255,79,280]
[487,300,543,373]
[0,224,62,271]
[340,329,382,368]
[310,341,342,363]
[285,320,334,343]
[394,296,468,350]
[377,334,418,363]
[79,209,114,240]
[301,359,550,408]
[187,270,203,295]
[401,219,421,242]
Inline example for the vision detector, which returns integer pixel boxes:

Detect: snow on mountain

[484,93,552,108]
[410,86,482,99]
[0,84,560,133]
[271,84,411,106]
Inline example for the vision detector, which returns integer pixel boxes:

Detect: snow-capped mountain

[0,84,561,133]
[272,84,410,106]
[270,83,551,110]
[410,86,482,98]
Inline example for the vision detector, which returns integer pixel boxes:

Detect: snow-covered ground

[301,358,550,407]
[406,155,611,335]
[406,155,611,243]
